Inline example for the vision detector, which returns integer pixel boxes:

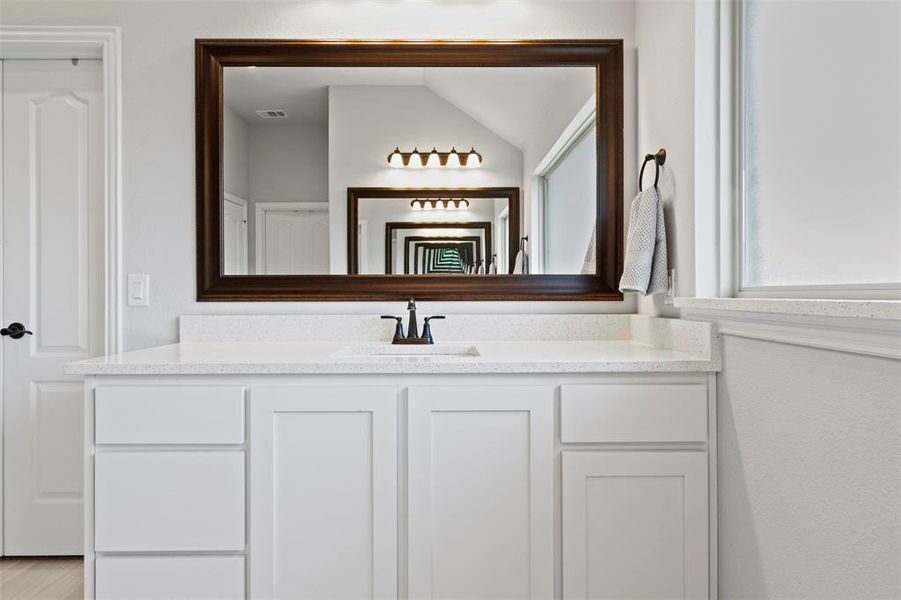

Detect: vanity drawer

[560,384,707,443]
[94,451,245,552]
[96,556,244,600]
[95,386,244,444]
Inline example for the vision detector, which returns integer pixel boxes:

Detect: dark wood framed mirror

[196,39,623,301]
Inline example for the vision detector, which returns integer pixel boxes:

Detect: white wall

[2,0,638,348]
[635,0,694,314]
[223,106,249,200]
[717,335,901,598]
[328,85,524,273]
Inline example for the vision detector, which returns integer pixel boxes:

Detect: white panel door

[250,386,397,599]
[562,452,709,600]
[408,385,554,599]
[262,209,329,274]
[2,59,104,555]
[222,194,248,275]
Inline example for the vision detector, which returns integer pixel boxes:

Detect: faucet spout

[406,298,419,339]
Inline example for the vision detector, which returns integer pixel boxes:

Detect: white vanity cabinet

[82,373,715,600]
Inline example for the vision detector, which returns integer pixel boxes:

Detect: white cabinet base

[82,373,714,600]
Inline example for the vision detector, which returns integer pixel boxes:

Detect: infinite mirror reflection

[222,66,597,276]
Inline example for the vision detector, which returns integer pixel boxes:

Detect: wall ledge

[674,297,901,321]
[678,302,901,360]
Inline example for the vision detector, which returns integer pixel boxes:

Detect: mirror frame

[196,39,623,301]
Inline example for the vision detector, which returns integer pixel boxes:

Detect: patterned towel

[513,249,530,274]
[619,186,668,294]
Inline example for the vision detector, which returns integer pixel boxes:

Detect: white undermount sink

[332,343,480,358]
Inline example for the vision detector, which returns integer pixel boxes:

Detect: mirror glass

[222,66,596,276]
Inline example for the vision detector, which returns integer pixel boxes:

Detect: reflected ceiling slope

[223,67,594,152]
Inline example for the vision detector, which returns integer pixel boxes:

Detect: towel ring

[639,148,667,191]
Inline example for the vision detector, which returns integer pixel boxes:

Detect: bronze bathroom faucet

[381,299,445,344]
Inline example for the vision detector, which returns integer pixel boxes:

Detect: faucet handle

[380,315,405,341]
[421,316,445,344]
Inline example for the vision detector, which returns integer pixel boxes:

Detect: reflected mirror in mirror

[349,189,515,275]
[221,66,597,276]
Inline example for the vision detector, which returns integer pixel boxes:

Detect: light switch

[127,274,150,307]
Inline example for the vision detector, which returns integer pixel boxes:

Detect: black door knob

[1,323,33,339]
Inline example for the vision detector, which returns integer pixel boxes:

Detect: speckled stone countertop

[66,315,719,375]
[674,297,901,320]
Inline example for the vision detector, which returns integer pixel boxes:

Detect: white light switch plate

[127,274,150,307]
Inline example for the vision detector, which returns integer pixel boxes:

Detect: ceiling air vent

[256,109,287,119]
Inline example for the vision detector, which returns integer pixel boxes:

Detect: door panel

[408,385,554,599]
[262,209,329,274]
[249,386,397,599]
[562,452,709,600]
[223,195,248,275]
[2,59,104,555]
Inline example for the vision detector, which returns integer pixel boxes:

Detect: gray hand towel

[513,249,530,274]
[619,186,668,294]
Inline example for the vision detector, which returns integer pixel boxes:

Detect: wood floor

[0,558,82,600]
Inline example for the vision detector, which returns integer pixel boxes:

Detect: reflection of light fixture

[445,147,461,168]
[410,198,470,211]
[465,147,482,168]
[388,147,405,168]
[426,147,441,168]
[408,148,422,169]
[387,146,482,168]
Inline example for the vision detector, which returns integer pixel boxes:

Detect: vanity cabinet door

[562,451,709,600]
[249,386,397,600]
[408,385,554,599]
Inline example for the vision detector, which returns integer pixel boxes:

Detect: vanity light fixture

[410,198,470,211]
[387,146,482,169]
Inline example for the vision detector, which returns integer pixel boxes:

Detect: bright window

[542,126,597,274]
[739,0,900,296]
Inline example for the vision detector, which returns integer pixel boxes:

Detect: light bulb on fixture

[408,148,422,168]
[465,147,482,168]
[446,147,461,168]
[458,199,470,210]
[388,147,404,168]
[426,147,441,168]
[411,200,422,210]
